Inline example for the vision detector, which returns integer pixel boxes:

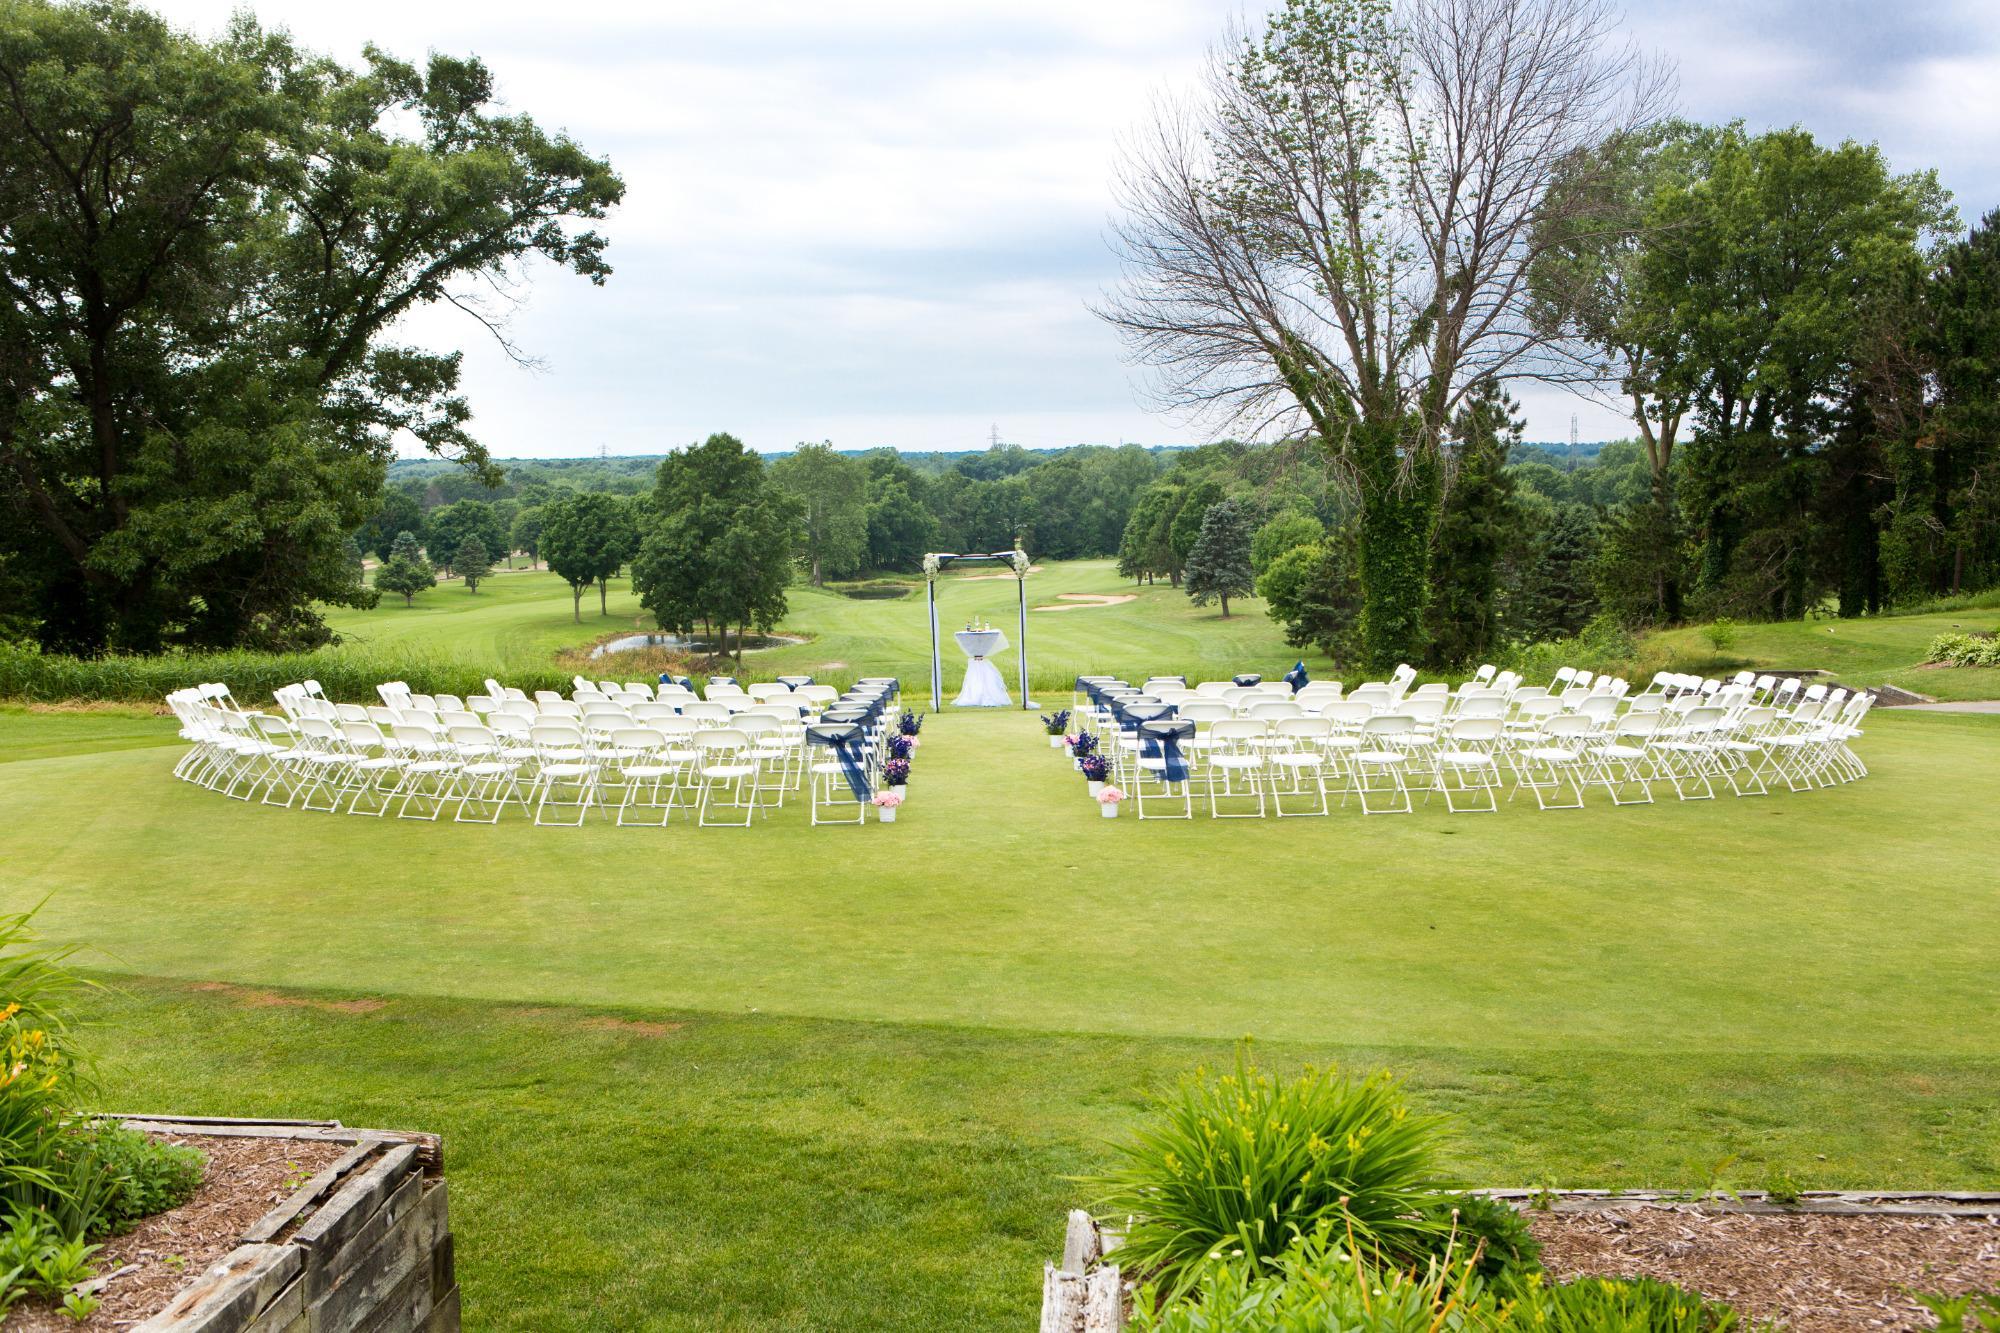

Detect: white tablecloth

[952,628,1011,707]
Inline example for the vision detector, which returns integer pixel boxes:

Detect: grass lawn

[4,704,1997,1327]
[326,559,1340,695]
[1649,594,2000,702]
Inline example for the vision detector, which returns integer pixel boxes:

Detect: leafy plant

[1702,617,1739,653]
[61,1289,99,1322]
[1134,1222,1744,1331]
[1415,1192,1541,1279]
[1916,1287,2000,1332]
[79,1124,205,1237]
[1040,709,1072,736]
[1926,631,2000,667]
[1083,1052,1450,1301]
[1760,1166,1802,1208]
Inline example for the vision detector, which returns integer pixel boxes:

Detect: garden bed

[1526,1203,2000,1332]
[5,1117,454,1333]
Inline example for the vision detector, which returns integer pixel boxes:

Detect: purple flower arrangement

[1078,753,1109,782]
[1070,731,1099,759]
[882,756,911,786]
[1040,709,1072,737]
[885,733,915,761]
[898,710,922,736]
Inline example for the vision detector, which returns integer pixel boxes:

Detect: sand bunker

[1032,593,1138,612]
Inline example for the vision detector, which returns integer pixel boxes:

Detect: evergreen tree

[1516,503,1601,640]
[454,536,492,593]
[1426,384,1522,667]
[1257,533,1363,663]
[1183,499,1256,618]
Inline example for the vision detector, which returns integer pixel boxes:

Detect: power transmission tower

[989,423,1002,450]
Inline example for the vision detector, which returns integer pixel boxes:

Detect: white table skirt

[952,629,1011,707]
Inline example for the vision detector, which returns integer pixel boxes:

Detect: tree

[356,489,426,562]
[1515,503,1600,640]
[1251,510,1323,575]
[769,442,867,584]
[1117,482,1184,585]
[866,478,937,571]
[454,536,492,593]
[0,3,622,652]
[1258,534,1362,663]
[1098,0,1663,667]
[375,531,435,607]
[425,501,508,576]
[542,493,630,622]
[1183,498,1256,617]
[510,506,545,570]
[633,433,799,654]
[1425,384,1523,667]
[1168,478,1224,573]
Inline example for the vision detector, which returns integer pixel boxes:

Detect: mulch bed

[4,1133,350,1331]
[1531,1206,2000,1331]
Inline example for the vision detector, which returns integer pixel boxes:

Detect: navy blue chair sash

[1232,673,1262,687]
[806,723,872,801]
[1140,719,1194,784]
[1283,661,1309,693]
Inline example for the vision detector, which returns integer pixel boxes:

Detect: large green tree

[769,442,866,585]
[632,433,799,657]
[1100,0,1661,667]
[355,488,425,562]
[541,492,631,622]
[0,2,621,651]
[1425,384,1523,668]
[424,500,507,576]
[1182,498,1255,618]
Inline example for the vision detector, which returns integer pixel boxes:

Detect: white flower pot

[877,806,898,823]
[890,783,908,802]
[1088,780,1105,798]
[1049,734,1064,749]
[1100,803,1120,818]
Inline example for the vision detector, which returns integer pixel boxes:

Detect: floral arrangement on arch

[921,553,942,579]
[1004,549,1032,577]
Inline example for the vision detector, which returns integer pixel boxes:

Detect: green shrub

[1084,1053,1450,1301]
[1702,617,1739,653]
[1925,632,2000,668]
[75,1125,204,1237]
[0,642,573,705]
[0,910,91,1223]
[1415,1192,1540,1279]
[1133,1224,1744,1331]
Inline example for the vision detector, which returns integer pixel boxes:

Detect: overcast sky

[153,0,2000,456]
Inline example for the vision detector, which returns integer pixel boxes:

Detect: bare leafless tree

[1098,0,1671,663]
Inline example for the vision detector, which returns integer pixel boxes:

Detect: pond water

[589,632,804,659]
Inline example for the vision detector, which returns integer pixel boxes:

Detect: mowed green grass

[326,559,1337,694]
[1652,595,2000,702]
[3,704,1998,1326]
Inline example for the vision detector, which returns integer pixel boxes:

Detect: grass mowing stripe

[81,975,2000,1330]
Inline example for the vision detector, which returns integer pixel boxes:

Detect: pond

[588,632,804,659]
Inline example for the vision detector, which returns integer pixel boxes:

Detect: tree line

[1099,0,1999,670]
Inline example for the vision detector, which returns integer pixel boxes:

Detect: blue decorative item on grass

[1040,709,1071,736]
[1283,660,1309,693]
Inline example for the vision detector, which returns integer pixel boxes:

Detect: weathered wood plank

[104,1114,343,1129]
[113,1122,443,1175]
[242,1143,379,1245]
[420,1285,459,1333]
[307,1171,423,1299]
[293,1144,420,1259]
[1083,1265,1123,1333]
[134,1244,302,1333]
[345,1240,436,1333]
[305,1183,449,1333]
[1060,1209,1101,1274]
[1041,1263,1087,1333]
[240,1274,305,1333]
[1472,1187,2000,1217]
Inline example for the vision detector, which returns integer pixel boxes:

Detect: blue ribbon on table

[1283,661,1309,693]
[1140,720,1192,784]
[1233,673,1262,687]
[809,725,872,801]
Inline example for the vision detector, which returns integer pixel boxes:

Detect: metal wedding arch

[923,549,1032,713]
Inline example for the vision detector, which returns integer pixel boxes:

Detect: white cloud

[144,0,2000,455]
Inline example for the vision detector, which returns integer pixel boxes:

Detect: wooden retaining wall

[1039,1190,2000,1331]
[110,1116,456,1333]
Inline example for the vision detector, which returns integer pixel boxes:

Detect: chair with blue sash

[805,722,871,825]
[1232,673,1263,687]
[1134,719,1196,820]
